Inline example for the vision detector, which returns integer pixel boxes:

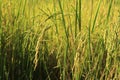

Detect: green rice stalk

[92,0,102,32]
[16,0,22,19]
[53,0,59,34]
[57,0,69,80]
[78,0,81,31]
[75,0,78,38]
[88,0,93,71]
[106,0,113,24]
[22,0,27,15]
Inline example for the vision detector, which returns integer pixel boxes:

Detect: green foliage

[1,0,120,80]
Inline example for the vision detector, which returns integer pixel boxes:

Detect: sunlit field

[1,0,120,80]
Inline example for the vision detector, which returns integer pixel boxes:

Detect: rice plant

[1,0,120,80]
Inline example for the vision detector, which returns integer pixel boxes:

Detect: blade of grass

[78,0,81,31]
[75,0,78,38]
[92,0,102,32]
[57,0,68,38]
[53,0,59,34]
[16,0,22,19]
[22,0,27,15]
[106,0,113,24]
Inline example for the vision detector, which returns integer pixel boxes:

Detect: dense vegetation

[1,0,120,80]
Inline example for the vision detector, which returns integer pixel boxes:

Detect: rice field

[1,0,120,80]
